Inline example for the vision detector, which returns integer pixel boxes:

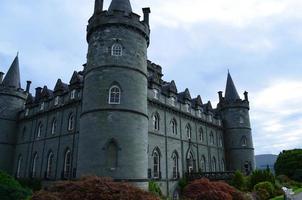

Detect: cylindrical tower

[0,55,27,174]
[218,72,255,175]
[77,0,151,188]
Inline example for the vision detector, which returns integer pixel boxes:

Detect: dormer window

[170,97,176,106]
[111,43,123,56]
[197,110,202,117]
[153,89,159,99]
[40,103,45,111]
[25,109,29,116]
[71,90,76,100]
[54,96,59,106]
[208,115,213,122]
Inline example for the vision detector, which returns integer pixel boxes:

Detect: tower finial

[225,72,240,102]
[2,54,21,89]
[108,0,132,14]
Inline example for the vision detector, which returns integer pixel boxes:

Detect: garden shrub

[255,188,270,200]
[254,181,274,197]
[250,170,275,188]
[231,170,245,191]
[0,171,32,200]
[32,176,159,200]
[149,181,162,197]
[18,178,42,191]
[178,176,188,193]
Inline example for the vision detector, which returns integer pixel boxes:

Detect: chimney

[0,72,4,84]
[244,91,249,102]
[142,7,151,25]
[35,87,42,102]
[26,81,32,93]
[94,0,103,14]
[218,91,223,102]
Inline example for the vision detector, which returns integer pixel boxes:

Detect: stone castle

[0,0,255,198]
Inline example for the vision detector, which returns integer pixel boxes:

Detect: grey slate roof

[2,55,21,89]
[108,0,132,14]
[225,72,240,102]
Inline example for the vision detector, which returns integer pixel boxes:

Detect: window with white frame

[31,153,38,178]
[70,90,76,100]
[46,152,54,179]
[171,119,177,135]
[64,149,71,179]
[54,96,59,106]
[51,119,56,135]
[37,123,42,138]
[197,109,202,117]
[68,114,74,131]
[199,127,204,142]
[16,155,22,178]
[172,152,179,179]
[153,149,160,178]
[109,85,121,104]
[218,135,223,147]
[107,141,118,170]
[186,124,192,139]
[111,43,123,56]
[40,102,45,111]
[153,89,159,99]
[170,97,176,106]
[153,114,160,131]
[187,151,194,173]
[208,114,213,122]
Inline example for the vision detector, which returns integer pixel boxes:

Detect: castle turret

[77,0,150,188]
[0,55,27,174]
[218,72,255,175]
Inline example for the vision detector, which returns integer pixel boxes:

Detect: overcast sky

[1,0,302,155]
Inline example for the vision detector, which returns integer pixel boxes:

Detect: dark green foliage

[275,149,302,181]
[0,171,32,200]
[148,181,162,197]
[254,181,274,197]
[250,170,275,189]
[178,177,188,193]
[18,178,42,192]
[231,170,245,191]
[255,188,270,200]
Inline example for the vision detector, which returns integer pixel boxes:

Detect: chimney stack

[0,72,4,84]
[218,91,223,102]
[35,87,42,102]
[244,91,249,102]
[26,81,32,93]
[94,0,103,14]
[142,7,151,25]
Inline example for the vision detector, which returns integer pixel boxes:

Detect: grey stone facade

[0,0,255,198]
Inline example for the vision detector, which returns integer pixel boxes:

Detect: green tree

[231,170,245,191]
[275,149,302,181]
[250,169,275,189]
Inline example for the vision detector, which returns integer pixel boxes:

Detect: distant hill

[255,154,278,172]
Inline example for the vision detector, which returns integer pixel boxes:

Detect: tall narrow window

[111,43,123,56]
[199,128,204,142]
[210,132,214,145]
[22,127,26,140]
[212,156,217,172]
[46,152,54,179]
[40,102,45,111]
[153,114,160,131]
[239,116,244,124]
[153,149,160,179]
[200,155,206,172]
[242,136,247,147]
[171,119,177,135]
[187,151,194,173]
[37,123,42,138]
[107,141,118,170]
[68,114,74,131]
[25,109,29,116]
[170,97,176,106]
[172,152,179,179]
[109,86,121,104]
[16,155,22,178]
[153,89,159,99]
[221,159,225,171]
[186,124,192,139]
[186,103,191,112]
[64,149,71,179]
[54,96,59,106]
[70,90,76,100]
[51,119,56,135]
[32,153,38,178]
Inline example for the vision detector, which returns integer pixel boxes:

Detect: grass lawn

[270,188,302,200]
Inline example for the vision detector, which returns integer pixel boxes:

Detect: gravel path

[294,192,302,200]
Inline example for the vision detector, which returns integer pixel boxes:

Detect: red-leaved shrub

[32,176,160,200]
[183,178,246,200]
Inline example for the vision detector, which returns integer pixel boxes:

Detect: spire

[94,0,103,14]
[225,72,240,102]
[108,0,132,14]
[2,54,21,89]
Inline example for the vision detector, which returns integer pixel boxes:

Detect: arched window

[186,124,192,139]
[170,97,176,106]
[37,123,42,138]
[54,96,59,106]
[212,156,217,172]
[152,113,160,131]
[109,85,121,104]
[221,159,225,171]
[153,89,159,99]
[46,151,54,179]
[171,119,177,135]
[239,116,244,124]
[200,155,206,172]
[107,141,118,170]
[32,153,38,178]
[51,119,56,135]
[172,151,179,179]
[63,149,71,179]
[199,127,204,142]
[242,136,247,147]
[210,132,214,145]
[16,155,22,178]
[153,148,161,179]
[218,135,223,147]
[111,43,123,56]
[187,151,195,173]
[68,114,74,131]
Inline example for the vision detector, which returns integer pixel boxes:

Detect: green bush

[254,181,274,197]
[250,170,275,189]
[231,170,245,191]
[0,171,32,200]
[178,177,188,193]
[149,181,162,197]
[255,188,270,200]
[18,178,42,192]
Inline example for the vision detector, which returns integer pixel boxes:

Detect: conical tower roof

[2,55,21,89]
[225,72,240,102]
[108,0,132,14]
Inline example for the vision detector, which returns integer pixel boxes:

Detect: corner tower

[0,55,27,173]
[218,72,255,174]
[77,0,151,188]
